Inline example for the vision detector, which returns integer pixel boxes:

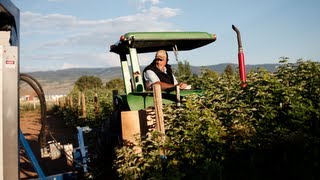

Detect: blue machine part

[19,129,46,179]
[20,129,79,179]
[75,126,91,173]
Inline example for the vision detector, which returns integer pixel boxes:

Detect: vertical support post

[0,45,19,179]
[153,84,165,156]
[176,85,181,107]
[78,91,81,107]
[128,48,144,92]
[153,84,165,133]
[33,97,36,110]
[81,92,86,119]
[0,2,24,176]
[65,96,69,106]
[120,54,132,94]
[69,95,73,108]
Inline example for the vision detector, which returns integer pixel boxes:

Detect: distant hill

[20,67,123,95]
[20,63,278,95]
[178,63,278,74]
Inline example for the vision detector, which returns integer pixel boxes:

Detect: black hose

[20,73,45,95]
[20,74,47,149]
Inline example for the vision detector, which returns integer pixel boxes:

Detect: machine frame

[0,0,20,179]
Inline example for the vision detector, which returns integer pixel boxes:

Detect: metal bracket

[172,44,179,61]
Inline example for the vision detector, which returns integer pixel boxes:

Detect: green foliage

[188,68,219,89]
[50,60,320,179]
[20,102,41,111]
[75,75,103,91]
[114,59,320,179]
[105,78,124,90]
[175,60,192,83]
[224,64,234,76]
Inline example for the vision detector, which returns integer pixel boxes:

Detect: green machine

[110,31,217,111]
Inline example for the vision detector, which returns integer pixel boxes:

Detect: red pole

[232,25,247,88]
[238,51,246,87]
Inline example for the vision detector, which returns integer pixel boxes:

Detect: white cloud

[141,0,160,5]
[19,5,181,71]
[145,6,180,18]
[135,0,160,9]
[21,11,109,32]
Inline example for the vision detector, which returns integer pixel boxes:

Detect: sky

[8,0,320,72]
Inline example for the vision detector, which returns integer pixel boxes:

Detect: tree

[224,64,234,76]
[176,60,192,82]
[191,68,219,89]
[105,78,124,90]
[75,75,103,91]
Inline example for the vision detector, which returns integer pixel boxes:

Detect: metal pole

[176,85,181,107]
[232,25,247,88]
[0,1,20,178]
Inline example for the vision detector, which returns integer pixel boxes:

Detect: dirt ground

[20,110,78,179]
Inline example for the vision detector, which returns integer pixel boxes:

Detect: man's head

[154,50,168,72]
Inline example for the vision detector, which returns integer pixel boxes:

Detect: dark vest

[143,61,174,86]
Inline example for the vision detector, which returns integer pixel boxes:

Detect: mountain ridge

[20,63,278,95]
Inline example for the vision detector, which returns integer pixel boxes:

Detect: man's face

[155,58,167,72]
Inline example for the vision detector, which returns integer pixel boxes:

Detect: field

[17,60,320,179]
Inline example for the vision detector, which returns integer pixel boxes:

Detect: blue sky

[10,0,320,72]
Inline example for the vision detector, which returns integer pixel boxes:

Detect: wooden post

[153,84,165,133]
[33,98,36,110]
[153,84,165,156]
[65,96,69,106]
[78,92,81,107]
[69,95,73,108]
[81,92,86,119]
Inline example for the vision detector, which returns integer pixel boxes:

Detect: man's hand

[179,83,188,89]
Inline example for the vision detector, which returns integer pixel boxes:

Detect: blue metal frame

[19,129,46,179]
[20,129,78,179]
[76,126,91,173]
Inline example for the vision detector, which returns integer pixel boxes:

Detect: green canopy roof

[110,31,216,54]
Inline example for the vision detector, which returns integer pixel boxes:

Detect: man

[143,50,188,91]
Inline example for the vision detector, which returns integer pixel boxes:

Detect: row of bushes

[114,59,320,179]
[50,59,320,179]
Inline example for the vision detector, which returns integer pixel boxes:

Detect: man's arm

[144,70,175,90]
[144,70,189,90]
[153,81,176,91]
